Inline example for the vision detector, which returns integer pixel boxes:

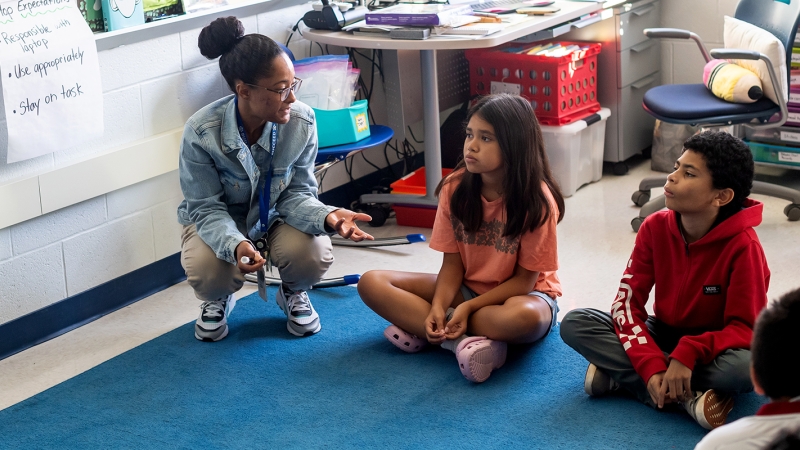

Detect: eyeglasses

[245,77,302,102]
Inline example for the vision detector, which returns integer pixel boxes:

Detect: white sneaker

[194,294,236,342]
[276,285,321,337]
[681,389,734,430]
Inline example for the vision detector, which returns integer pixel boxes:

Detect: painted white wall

[0,5,325,325]
[658,0,738,85]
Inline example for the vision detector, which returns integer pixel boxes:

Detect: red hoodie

[612,198,770,384]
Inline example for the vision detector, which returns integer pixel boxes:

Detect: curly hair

[682,131,754,222]
[197,16,285,92]
[752,287,800,400]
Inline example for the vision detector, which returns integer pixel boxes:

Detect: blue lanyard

[235,96,277,233]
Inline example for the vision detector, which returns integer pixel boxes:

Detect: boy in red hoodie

[561,131,770,430]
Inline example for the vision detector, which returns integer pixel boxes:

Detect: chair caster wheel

[631,190,650,207]
[784,203,800,221]
[363,204,389,227]
[631,217,643,232]
[613,162,629,176]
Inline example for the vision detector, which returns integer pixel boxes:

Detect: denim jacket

[177,95,337,264]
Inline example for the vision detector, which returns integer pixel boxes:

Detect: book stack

[488,41,594,56]
[365,3,474,27]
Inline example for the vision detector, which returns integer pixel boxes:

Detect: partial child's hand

[235,241,266,274]
[444,303,472,340]
[425,306,447,344]
[664,359,693,402]
[647,372,669,408]
[325,208,375,242]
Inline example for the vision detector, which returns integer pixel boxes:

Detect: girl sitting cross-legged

[358,94,565,383]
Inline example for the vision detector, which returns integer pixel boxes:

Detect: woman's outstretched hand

[325,208,375,242]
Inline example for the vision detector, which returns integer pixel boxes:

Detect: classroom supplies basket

[314,100,371,148]
[465,42,602,126]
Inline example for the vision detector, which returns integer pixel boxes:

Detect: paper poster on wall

[0,0,103,164]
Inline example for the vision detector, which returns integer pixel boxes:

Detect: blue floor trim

[0,253,186,361]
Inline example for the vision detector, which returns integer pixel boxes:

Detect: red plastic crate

[390,167,453,228]
[464,42,602,126]
[391,205,438,228]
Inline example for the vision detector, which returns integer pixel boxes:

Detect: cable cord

[285,18,304,47]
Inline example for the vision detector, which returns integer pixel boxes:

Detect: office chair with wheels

[628,0,800,232]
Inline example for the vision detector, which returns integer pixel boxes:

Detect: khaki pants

[180,223,334,301]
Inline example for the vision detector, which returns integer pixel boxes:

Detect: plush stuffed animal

[703,59,764,103]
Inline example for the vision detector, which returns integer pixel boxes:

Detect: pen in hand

[240,255,263,265]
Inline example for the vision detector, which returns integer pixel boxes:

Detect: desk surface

[304,1,602,50]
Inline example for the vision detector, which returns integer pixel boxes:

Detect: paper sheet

[0,0,103,163]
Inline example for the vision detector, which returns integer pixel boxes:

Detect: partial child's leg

[677,349,751,430]
[437,293,555,382]
[692,349,753,394]
[467,293,557,344]
[560,308,658,406]
[358,270,449,339]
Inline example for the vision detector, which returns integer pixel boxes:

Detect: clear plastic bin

[540,108,610,197]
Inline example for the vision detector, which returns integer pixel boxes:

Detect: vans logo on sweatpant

[703,285,722,295]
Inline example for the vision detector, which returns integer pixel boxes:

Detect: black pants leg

[560,308,752,408]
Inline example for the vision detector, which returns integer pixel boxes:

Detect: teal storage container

[746,140,800,168]
[314,100,371,148]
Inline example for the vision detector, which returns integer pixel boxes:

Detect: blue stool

[315,125,394,167]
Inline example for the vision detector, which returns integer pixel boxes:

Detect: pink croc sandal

[383,325,427,353]
[455,336,508,383]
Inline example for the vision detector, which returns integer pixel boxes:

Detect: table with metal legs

[304,1,603,208]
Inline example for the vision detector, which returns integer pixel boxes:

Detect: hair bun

[198,16,245,60]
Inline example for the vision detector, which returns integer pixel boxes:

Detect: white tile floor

[1,158,799,411]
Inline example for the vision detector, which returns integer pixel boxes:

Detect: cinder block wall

[659,0,738,85]
[0,6,314,325]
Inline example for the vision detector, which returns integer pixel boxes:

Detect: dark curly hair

[197,16,285,92]
[765,430,800,450]
[682,131,754,222]
[752,287,800,400]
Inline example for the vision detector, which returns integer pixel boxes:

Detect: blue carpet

[0,287,764,449]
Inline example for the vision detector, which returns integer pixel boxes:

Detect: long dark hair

[197,16,285,91]
[436,94,565,239]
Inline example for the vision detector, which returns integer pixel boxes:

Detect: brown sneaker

[682,389,734,430]
[584,363,620,397]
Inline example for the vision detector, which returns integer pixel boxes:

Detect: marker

[473,11,499,17]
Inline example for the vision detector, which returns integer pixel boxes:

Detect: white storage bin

[540,108,610,197]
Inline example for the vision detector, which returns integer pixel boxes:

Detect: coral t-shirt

[429,174,561,298]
